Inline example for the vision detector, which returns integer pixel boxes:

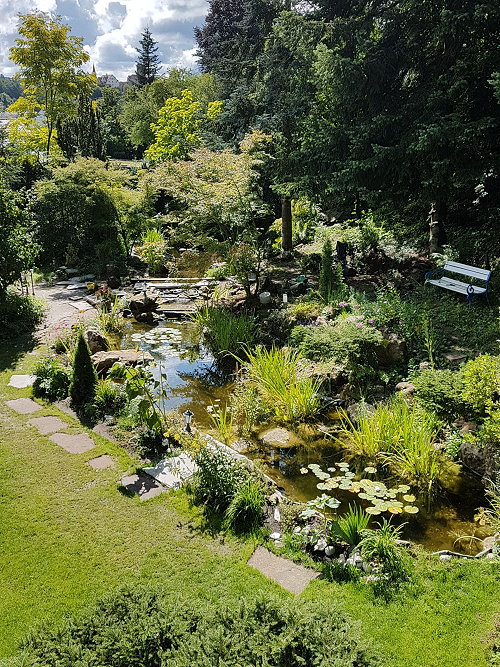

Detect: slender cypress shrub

[319,238,334,300]
[70,332,98,405]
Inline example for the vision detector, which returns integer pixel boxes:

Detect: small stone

[314,537,328,551]
[269,532,281,540]
[273,507,281,522]
[8,374,36,388]
[460,421,477,435]
[49,432,95,454]
[6,398,43,414]
[260,427,292,447]
[440,554,452,561]
[395,381,415,396]
[84,326,109,354]
[28,416,67,435]
[120,472,166,500]
[325,546,336,557]
[346,402,375,421]
[268,492,282,505]
[87,455,115,470]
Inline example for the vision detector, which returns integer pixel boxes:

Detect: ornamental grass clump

[239,346,322,423]
[223,480,265,534]
[193,305,255,358]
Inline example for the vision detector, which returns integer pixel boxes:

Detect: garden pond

[119,319,490,554]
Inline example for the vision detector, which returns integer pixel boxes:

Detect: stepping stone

[247,546,320,594]
[8,374,36,388]
[6,398,43,414]
[68,301,93,311]
[28,416,67,435]
[49,432,95,454]
[87,455,115,470]
[120,472,166,501]
[142,453,198,489]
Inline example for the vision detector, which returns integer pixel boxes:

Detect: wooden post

[428,202,440,257]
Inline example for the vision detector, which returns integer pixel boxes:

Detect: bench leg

[467,293,474,308]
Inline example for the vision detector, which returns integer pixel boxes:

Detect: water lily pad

[397,485,411,493]
[344,471,356,478]
[300,467,308,474]
[404,506,419,514]
[359,479,375,487]
[403,494,416,503]
[364,466,377,474]
[349,487,361,494]
[317,483,330,491]
[365,507,382,515]
[388,506,404,514]
[339,483,352,490]
[358,493,369,500]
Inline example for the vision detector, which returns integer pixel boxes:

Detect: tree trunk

[281,197,293,252]
[428,202,440,257]
[46,123,53,157]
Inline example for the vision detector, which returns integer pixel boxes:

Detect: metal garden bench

[425,261,491,306]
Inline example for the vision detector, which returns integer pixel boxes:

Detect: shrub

[223,480,265,533]
[323,561,362,583]
[193,305,255,358]
[413,368,466,420]
[95,296,125,335]
[91,379,127,419]
[69,332,98,406]
[462,354,500,416]
[290,300,321,322]
[136,229,169,276]
[33,357,71,401]
[229,380,268,437]
[240,346,322,423]
[359,519,412,598]
[0,291,45,339]
[191,446,249,514]
[15,585,378,666]
[257,308,293,346]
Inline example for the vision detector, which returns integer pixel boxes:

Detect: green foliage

[240,346,322,423]
[359,519,412,598]
[323,561,362,584]
[331,505,370,548]
[0,291,45,339]
[191,446,249,514]
[14,585,378,666]
[135,27,161,87]
[136,229,169,276]
[228,242,259,297]
[257,309,293,347]
[209,402,234,445]
[69,333,97,406]
[223,480,265,534]
[0,184,39,297]
[32,357,70,401]
[90,379,127,420]
[229,380,268,437]
[413,368,466,420]
[319,238,343,301]
[9,11,93,155]
[145,89,222,164]
[95,297,125,335]
[55,94,105,161]
[193,305,255,358]
[461,354,500,416]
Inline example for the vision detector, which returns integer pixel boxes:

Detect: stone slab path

[28,416,67,435]
[8,375,35,389]
[87,455,115,470]
[6,398,43,414]
[121,472,166,501]
[142,453,198,489]
[49,432,96,454]
[247,546,320,594]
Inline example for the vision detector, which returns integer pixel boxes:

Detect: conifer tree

[319,238,333,301]
[135,28,161,87]
[70,332,98,406]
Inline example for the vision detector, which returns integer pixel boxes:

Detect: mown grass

[0,341,498,665]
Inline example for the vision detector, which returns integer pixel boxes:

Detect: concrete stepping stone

[8,374,36,388]
[247,546,320,594]
[28,416,67,435]
[120,472,165,501]
[142,453,198,490]
[49,432,95,454]
[6,398,43,414]
[87,455,115,470]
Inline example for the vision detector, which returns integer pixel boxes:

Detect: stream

[119,319,490,554]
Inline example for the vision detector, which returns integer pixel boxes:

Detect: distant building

[97,73,121,89]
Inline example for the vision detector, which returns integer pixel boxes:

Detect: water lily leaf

[358,493,369,500]
[404,506,419,514]
[317,483,330,490]
[403,494,416,503]
[327,467,336,472]
[349,487,361,494]
[397,485,411,493]
[359,479,375,486]
[300,467,309,475]
[315,471,330,480]
[308,464,321,470]
[388,506,404,514]
[365,507,382,515]
[339,483,352,490]
[364,466,377,474]
[344,471,356,478]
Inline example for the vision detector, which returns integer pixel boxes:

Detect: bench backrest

[443,261,491,282]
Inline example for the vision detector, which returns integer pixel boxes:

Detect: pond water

[119,319,490,554]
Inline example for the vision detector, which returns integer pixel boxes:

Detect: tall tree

[136,28,161,87]
[9,12,93,156]
[56,95,105,161]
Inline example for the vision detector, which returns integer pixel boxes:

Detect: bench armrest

[425,268,444,281]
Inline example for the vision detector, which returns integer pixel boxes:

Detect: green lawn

[0,337,498,665]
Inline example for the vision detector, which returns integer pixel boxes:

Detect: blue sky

[0,0,208,79]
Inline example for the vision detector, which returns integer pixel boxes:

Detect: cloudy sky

[0,0,208,80]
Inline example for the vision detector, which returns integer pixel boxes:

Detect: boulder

[459,441,486,477]
[92,349,153,376]
[377,333,406,367]
[260,427,293,447]
[396,381,415,396]
[84,327,109,354]
[129,291,158,318]
[346,401,375,421]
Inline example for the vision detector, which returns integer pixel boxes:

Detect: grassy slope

[0,338,498,665]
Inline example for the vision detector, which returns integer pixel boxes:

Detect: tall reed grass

[337,396,441,495]
[239,346,322,423]
[193,306,255,358]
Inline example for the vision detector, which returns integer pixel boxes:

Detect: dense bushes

[413,369,466,419]
[0,291,45,339]
[15,585,379,666]
[33,358,70,401]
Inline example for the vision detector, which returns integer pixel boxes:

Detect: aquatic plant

[331,505,370,547]
[193,305,255,358]
[96,296,125,335]
[209,403,234,446]
[239,346,322,423]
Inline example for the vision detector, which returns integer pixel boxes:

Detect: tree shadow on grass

[0,332,38,373]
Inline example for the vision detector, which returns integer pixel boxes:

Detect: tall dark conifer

[135,28,161,86]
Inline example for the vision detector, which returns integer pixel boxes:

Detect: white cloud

[0,0,207,80]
